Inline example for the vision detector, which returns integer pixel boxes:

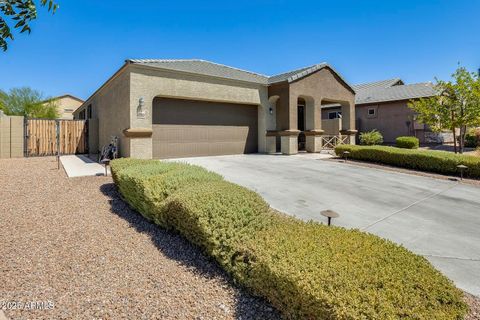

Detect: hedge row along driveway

[112,157,468,319]
[180,154,480,300]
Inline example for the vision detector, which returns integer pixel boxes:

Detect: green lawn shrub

[111,159,468,319]
[359,129,384,145]
[335,144,480,178]
[396,136,419,149]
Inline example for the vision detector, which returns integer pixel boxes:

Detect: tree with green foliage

[0,0,58,51]
[0,87,59,118]
[409,66,480,153]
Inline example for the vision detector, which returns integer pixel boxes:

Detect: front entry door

[298,105,306,151]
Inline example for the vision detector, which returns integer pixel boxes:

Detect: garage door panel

[152,98,257,159]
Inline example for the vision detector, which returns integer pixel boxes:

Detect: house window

[87,104,92,119]
[367,106,377,118]
[328,111,342,119]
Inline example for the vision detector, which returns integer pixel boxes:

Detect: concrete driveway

[178,154,480,297]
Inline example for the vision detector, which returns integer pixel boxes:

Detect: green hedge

[111,159,467,319]
[336,144,480,178]
[396,136,419,149]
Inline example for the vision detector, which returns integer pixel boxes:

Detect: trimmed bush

[111,159,467,319]
[245,217,466,319]
[111,159,222,223]
[164,180,271,276]
[359,129,384,145]
[396,136,419,149]
[335,144,480,178]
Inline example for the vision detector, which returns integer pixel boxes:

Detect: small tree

[409,66,480,153]
[0,0,58,51]
[0,87,59,118]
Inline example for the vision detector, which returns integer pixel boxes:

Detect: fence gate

[321,135,349,150]
[25,119,88,156]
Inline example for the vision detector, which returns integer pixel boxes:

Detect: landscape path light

[457,164,468,181]
[321,210,340,226]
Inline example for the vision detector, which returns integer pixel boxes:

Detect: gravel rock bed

[0,157,279,319]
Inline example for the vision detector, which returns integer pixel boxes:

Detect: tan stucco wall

[289,68,356,132]
[52,96,83,120]
[321,119,342,135]
[356,101,421,143]
[75,69,131,156]
[129,65,269,157]
[0,115,24,158]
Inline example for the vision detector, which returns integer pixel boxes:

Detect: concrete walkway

[60,155,109,178]
[178,154,480,297]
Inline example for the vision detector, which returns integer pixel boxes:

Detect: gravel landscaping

[0,157,279,319]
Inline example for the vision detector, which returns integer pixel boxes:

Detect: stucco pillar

[340,101,356,132]
[127,95,153,159]
[339,100,357,145]
[266,131,277,154]
[304,98,323,153]
[305,130,324,153]
[280,130,299,155]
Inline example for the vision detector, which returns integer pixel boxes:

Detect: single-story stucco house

[73,59,357,159]
[322,79,441,144]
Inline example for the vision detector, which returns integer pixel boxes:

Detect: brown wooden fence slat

[26,119,87,156]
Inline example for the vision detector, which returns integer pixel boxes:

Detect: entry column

[304,99,323,152]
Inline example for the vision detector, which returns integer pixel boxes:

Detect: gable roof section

[355,82,437,105]
[128,59,354,92]
[352,78,404,91]
[42,94,84,104]
[128,59,269,84]
[268,63,355,93]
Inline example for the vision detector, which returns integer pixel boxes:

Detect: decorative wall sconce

[137,97,146,119]
[269,107,273,115]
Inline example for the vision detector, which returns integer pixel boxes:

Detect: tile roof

[128,59,269,84]
[127,59,354,90]
[267,64,326,84]
[352,78,404,91]
[355,82,437,104]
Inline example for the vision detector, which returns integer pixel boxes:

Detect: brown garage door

[152,98,258,159]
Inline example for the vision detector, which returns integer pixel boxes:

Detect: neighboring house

[74,59,357,159]
[48,95,84,120]
[322,79,441,143]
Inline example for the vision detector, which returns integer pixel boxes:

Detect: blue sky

[0,0,479,100]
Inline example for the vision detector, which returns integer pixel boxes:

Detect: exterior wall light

[137,97,146,119]
[269,107,273,115]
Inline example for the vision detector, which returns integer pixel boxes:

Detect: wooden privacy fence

[26,119,88,156]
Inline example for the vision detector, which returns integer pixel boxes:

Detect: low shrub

[465,128,480,148]
[164,180,271,276]
[396,136,419,149]
[245,218,466,319]
[111,159,222,222]
[111,159,468,319]
[359,129,384,145]
[335,144,480,178]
